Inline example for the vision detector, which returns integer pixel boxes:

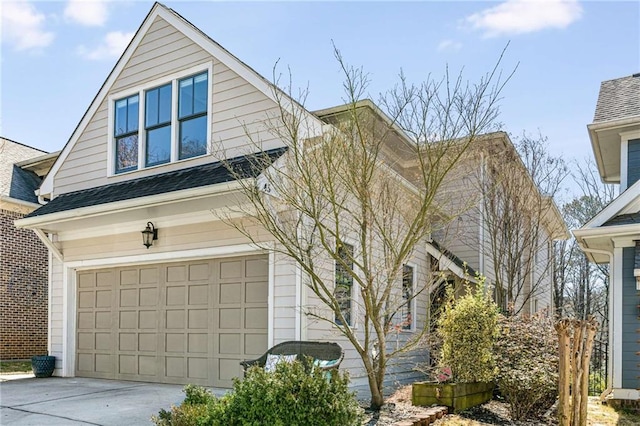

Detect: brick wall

[0,209,48,359]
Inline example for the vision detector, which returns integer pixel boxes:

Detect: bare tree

[481,133,568,315]
[555,160,615,326]
[217,47,511,409]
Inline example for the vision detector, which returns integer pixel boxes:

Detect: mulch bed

[363,386,558,425]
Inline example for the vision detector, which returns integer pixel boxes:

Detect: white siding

[54,16,283,195]
[50,257,64,374]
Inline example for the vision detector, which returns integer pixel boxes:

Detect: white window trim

[402,262,417,332]
[334,239,359,328]
[107,61,213,177]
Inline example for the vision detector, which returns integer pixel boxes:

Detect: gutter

[0,195,41,210]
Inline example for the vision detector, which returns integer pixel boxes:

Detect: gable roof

[38,2,322,198]
[25,148,285,219]
[9,165,41,204]
[593,74,640,123]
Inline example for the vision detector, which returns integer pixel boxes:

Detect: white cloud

[437,39,463,52]
[465,0,583,38]
[64,0,109,27]
[77,31,134,60]
[1,1,54,51]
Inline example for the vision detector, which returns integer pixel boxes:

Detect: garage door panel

[120,269,138,285]
[245,258,268,277]
[220,260,242,279]
[167,265,186,282]
[245,334,267,355]
[220,283,241,303]
[139,287,157,306]
[189,263,209,281]
[219,334,241,354]
[188,285,208,305]
[77,255,268,386]
[245,281,267,303]
[165,333,184,352]
[120,288,137,306]
[188,333,208,353]
[219,308,241,328]
[245,308,267,329]
[95,332,111,350]
[140,268,158,284]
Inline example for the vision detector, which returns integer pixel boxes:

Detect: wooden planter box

[412,381,494,412]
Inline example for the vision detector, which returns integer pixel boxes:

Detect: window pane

[127,95,139,133]
[335,244,354,326]
[179,115,207,159]
[179,78,193,118]
[158,84,172,124]
[193,73,208,114]
[402,265,413,330]
[145,89,159,127]
[115,99,127,136]
[116,134,138,173]
[146,126,171,167]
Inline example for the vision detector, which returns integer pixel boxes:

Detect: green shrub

[152,359,364,426]
[494,312,558,420]
[437,281,500,383]
[220,360,363,426]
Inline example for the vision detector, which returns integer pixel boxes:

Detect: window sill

[109,152,211,178]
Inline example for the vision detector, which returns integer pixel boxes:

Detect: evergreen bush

[152,359,364,426]
[437,280,500,383]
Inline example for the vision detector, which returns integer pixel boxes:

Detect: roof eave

[15,180,244,230]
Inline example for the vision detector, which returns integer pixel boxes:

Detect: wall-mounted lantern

[142,222,158,249]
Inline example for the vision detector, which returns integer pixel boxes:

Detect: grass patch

[0,360,32,374]
[588,397,640,425]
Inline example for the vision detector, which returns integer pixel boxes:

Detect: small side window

[401,265,414,330]
[335,243,354,326]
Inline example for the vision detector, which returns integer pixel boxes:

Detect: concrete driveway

[0,376,227,425]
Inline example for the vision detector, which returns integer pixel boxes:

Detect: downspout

[577,243,613,401]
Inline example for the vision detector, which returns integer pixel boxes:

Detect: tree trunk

[555,318,598,426]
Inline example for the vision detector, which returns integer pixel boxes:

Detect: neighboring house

[431,132,569,315]
[574,73,640,402]
[0,137,56,359]
[15,4,450,392]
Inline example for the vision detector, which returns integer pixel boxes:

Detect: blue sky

[1,0,639,171]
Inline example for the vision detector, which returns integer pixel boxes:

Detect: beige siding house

[431,133,568,315]
[15,3,447,394]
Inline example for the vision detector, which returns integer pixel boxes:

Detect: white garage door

[75,255,268,387]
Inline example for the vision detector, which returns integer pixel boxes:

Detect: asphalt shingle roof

[25,148,286,219]
[9,165,41,204]
[593,74,640,123]
[602,212,640,227]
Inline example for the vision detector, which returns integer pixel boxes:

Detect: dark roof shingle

[25,148,286,219]
[593,74,640,123]
[9,165,41,204]
[602,212,640,227]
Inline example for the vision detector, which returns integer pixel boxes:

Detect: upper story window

[178,72,208,160]
[114,95,139,173]
[111,65,210,175]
